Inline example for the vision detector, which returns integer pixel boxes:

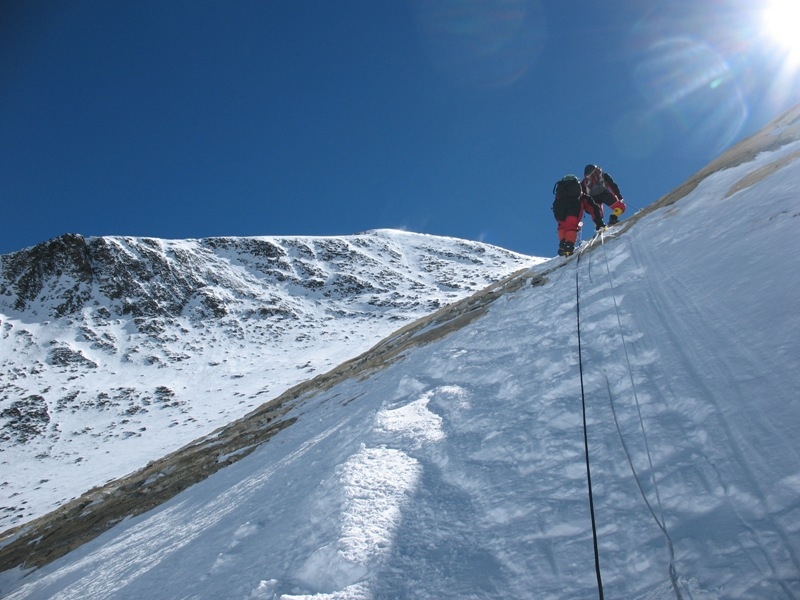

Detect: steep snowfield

[0,230,539,531]
[1,124,798,596]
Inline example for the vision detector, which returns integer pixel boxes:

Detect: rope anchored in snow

[574,250,605,600]
[597,231,685,600]
[571,227,686,600]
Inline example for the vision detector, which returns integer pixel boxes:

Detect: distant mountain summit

[0,229,539,530]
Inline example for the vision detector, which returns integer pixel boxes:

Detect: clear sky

[2,0,798,258]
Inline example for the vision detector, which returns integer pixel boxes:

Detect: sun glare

[762,0,800,63]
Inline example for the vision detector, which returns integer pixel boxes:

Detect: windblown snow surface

[2,143,800,597]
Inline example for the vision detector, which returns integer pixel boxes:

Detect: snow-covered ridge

[1,103,800,598]
[0,262,535,575]
[3,125,800,597]
[0,229,540,531]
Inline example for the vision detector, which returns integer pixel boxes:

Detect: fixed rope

[597,231,686,600]
[575,249,605,600]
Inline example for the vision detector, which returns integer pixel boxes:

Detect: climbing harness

[574,249,605,600]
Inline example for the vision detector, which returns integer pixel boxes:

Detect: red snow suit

[552,184,603,244]
[582,166,626,220]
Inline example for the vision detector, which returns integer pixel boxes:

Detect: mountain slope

[0,230,539,531]
[2,107,800,598]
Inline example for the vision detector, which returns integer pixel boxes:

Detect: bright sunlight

[762,0,800,63]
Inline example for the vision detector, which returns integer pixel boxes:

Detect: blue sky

[2,0,798,258]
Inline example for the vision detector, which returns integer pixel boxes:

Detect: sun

[762,0,800,63]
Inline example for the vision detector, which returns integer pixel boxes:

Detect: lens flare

[762,0,800,64]
[624,3,798,158]
[413,0,546,88]
[633,38,747,157]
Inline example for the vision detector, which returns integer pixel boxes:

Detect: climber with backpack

[552,174,605,256]
[582,164,626,225]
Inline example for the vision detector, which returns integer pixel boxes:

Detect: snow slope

[2,114,800,598]
[0,230,539,531]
